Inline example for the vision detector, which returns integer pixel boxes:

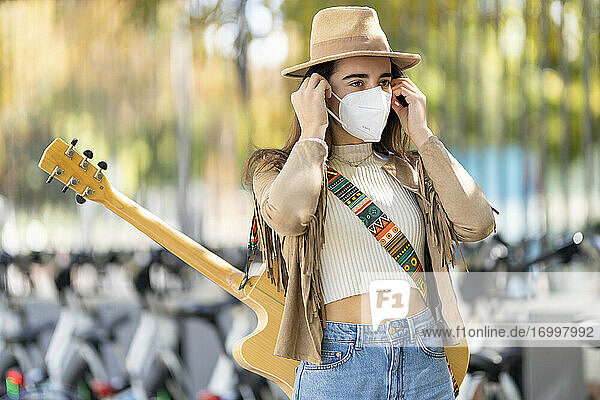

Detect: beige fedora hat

[281,6,421,79]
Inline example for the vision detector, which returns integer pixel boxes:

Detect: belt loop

[355,324,363,350]
[407,316,416,343]
[434,303,443,322]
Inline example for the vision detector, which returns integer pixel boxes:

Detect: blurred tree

[0,0,598,247]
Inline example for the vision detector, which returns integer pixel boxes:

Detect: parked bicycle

[457,230,599,400]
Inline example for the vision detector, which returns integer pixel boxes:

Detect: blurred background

[0,0,599,399]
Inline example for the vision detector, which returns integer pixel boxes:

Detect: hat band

[310,35,391,60]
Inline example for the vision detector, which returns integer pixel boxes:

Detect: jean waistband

[323,306,438,348]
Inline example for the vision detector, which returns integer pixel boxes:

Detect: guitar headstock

[38,138,112,204]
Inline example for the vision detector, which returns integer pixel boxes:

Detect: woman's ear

[325,86,335,108]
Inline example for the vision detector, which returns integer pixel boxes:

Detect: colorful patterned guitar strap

[326,164,460,398]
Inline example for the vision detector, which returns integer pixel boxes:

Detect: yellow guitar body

[232,273,299,398]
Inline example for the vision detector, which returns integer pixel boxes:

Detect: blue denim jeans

[292,306,455,400]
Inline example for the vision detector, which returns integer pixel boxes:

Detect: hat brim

[281,50,421,78]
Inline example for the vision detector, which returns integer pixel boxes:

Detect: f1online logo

[368,280,411,330]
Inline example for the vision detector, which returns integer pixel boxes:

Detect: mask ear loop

[326,90,344,125]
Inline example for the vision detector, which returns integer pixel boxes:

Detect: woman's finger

[304,74,316,90]
[301,76,310,89]
[394,84,418,98]
[390,79,404,90]
[393,77,416,88]
[316,78,331,97]
[391,79,413,91]
[309,73,323,88]
[404,82,421,95]
[398,78,422,95]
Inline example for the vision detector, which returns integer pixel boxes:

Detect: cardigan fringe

[251,191,288,293]
[251,161,329,330]
[413,153,500,273]
[299,163,328,329]
[414,154,468,272]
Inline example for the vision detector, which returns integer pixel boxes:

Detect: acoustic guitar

[38,137,469,399]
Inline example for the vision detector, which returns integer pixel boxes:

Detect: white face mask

[326,85,392,142]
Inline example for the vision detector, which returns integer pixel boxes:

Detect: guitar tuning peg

[66,139,78,160]
[94,161,107,182]
[81,150,93,171]
[46,166,64,184]
[61,176,79,194]
[75,194,86,204]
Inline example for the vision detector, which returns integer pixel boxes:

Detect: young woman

[242,6,497,400]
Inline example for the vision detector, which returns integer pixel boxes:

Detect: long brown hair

[241,58,410,189]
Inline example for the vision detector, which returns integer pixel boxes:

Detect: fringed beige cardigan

[250,136,499,364]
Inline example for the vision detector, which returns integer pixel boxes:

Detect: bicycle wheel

[471,371,522,400]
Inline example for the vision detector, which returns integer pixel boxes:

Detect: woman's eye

[349,80,389,87]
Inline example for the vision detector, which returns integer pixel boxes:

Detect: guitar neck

[104,187,245,299]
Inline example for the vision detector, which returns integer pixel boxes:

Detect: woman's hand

[390,77,433,148]
[291,73,332,137]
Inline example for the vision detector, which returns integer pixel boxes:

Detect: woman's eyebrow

[341,72,392,80]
